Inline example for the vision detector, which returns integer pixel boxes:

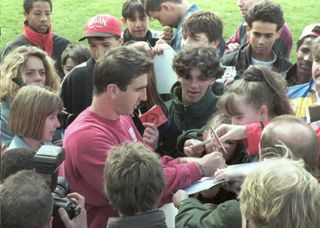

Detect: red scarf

[23,21,53,56]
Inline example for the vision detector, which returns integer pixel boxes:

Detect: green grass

[1,0,319,61]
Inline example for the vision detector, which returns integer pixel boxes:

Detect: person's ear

[160,2,171,12]
[121,17,127,26]
[106,84,119,98]
[275,27,282,39]
[210,39,220,48]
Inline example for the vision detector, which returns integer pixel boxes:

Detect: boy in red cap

[60,14,123,121]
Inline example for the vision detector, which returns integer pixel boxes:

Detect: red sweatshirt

[60,108,201,228]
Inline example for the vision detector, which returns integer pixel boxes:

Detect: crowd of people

[1,0,320,228]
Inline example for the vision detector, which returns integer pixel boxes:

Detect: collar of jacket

[171,83,218,115]
[107,210,167,228]
[87,57,96,71]
[238,43,283,63]
[123,29,154,46]
[285,63,298,86]
[234,43,288,76]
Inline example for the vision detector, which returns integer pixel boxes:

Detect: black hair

[246,0,284,31]
[122,0,146,19]
[23,0,52,13]
[93,46,153,95]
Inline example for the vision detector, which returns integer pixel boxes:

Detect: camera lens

[52,177,69,198]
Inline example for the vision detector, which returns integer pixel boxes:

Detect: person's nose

[135,19,143,28]
[257,36,266,45]
[40,13,48,22]
[34,72,43,82]
[189,78,201,88]
[93,46,107,60]
[55,116,61,129]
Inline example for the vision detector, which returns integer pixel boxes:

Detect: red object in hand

[139,105,168,127]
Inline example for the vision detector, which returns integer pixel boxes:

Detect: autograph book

[139,105,168,127]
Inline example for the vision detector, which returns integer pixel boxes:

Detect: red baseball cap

[79,14,122,41]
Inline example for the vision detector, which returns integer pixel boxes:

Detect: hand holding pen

[184,127,230,157]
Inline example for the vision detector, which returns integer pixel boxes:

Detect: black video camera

[34,145,80,228]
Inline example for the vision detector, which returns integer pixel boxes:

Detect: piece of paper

[159,203,178,228]
[183,177,227,195]
[139,105,168,127]
[183,162,261,195]
[153,48,177,94]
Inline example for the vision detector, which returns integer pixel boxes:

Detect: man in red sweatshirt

[60,46,226,228]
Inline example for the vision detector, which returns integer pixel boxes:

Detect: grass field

[0,0,319,61]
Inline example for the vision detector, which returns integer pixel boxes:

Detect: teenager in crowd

[157,46,224,157]
[186,65,292,158]
[60,14,122,119]
[122,0,160,46]
[221,0,292,79]
[288,37,320,119]
[286,24,320,86]
[225,0,292,59]
[105,142,166,228]
[7,86,62,151]
[0,0,70,77]
[145,0,200,52]
[181,10,225,58]
[181,10,226,95]
[60,43,91,76]
[0,46,60,147]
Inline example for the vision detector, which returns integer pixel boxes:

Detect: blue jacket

[287,80,317,120]
[172,4,200,52]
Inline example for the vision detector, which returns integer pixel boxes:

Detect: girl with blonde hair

[1,45,60,146]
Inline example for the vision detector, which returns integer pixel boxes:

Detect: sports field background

[1,0,319,61]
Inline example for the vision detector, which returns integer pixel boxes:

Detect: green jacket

[157,84,219,157]
[175,198,242,228]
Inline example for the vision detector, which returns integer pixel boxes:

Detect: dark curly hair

[183,11,223,43]
[173,46,224,80]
